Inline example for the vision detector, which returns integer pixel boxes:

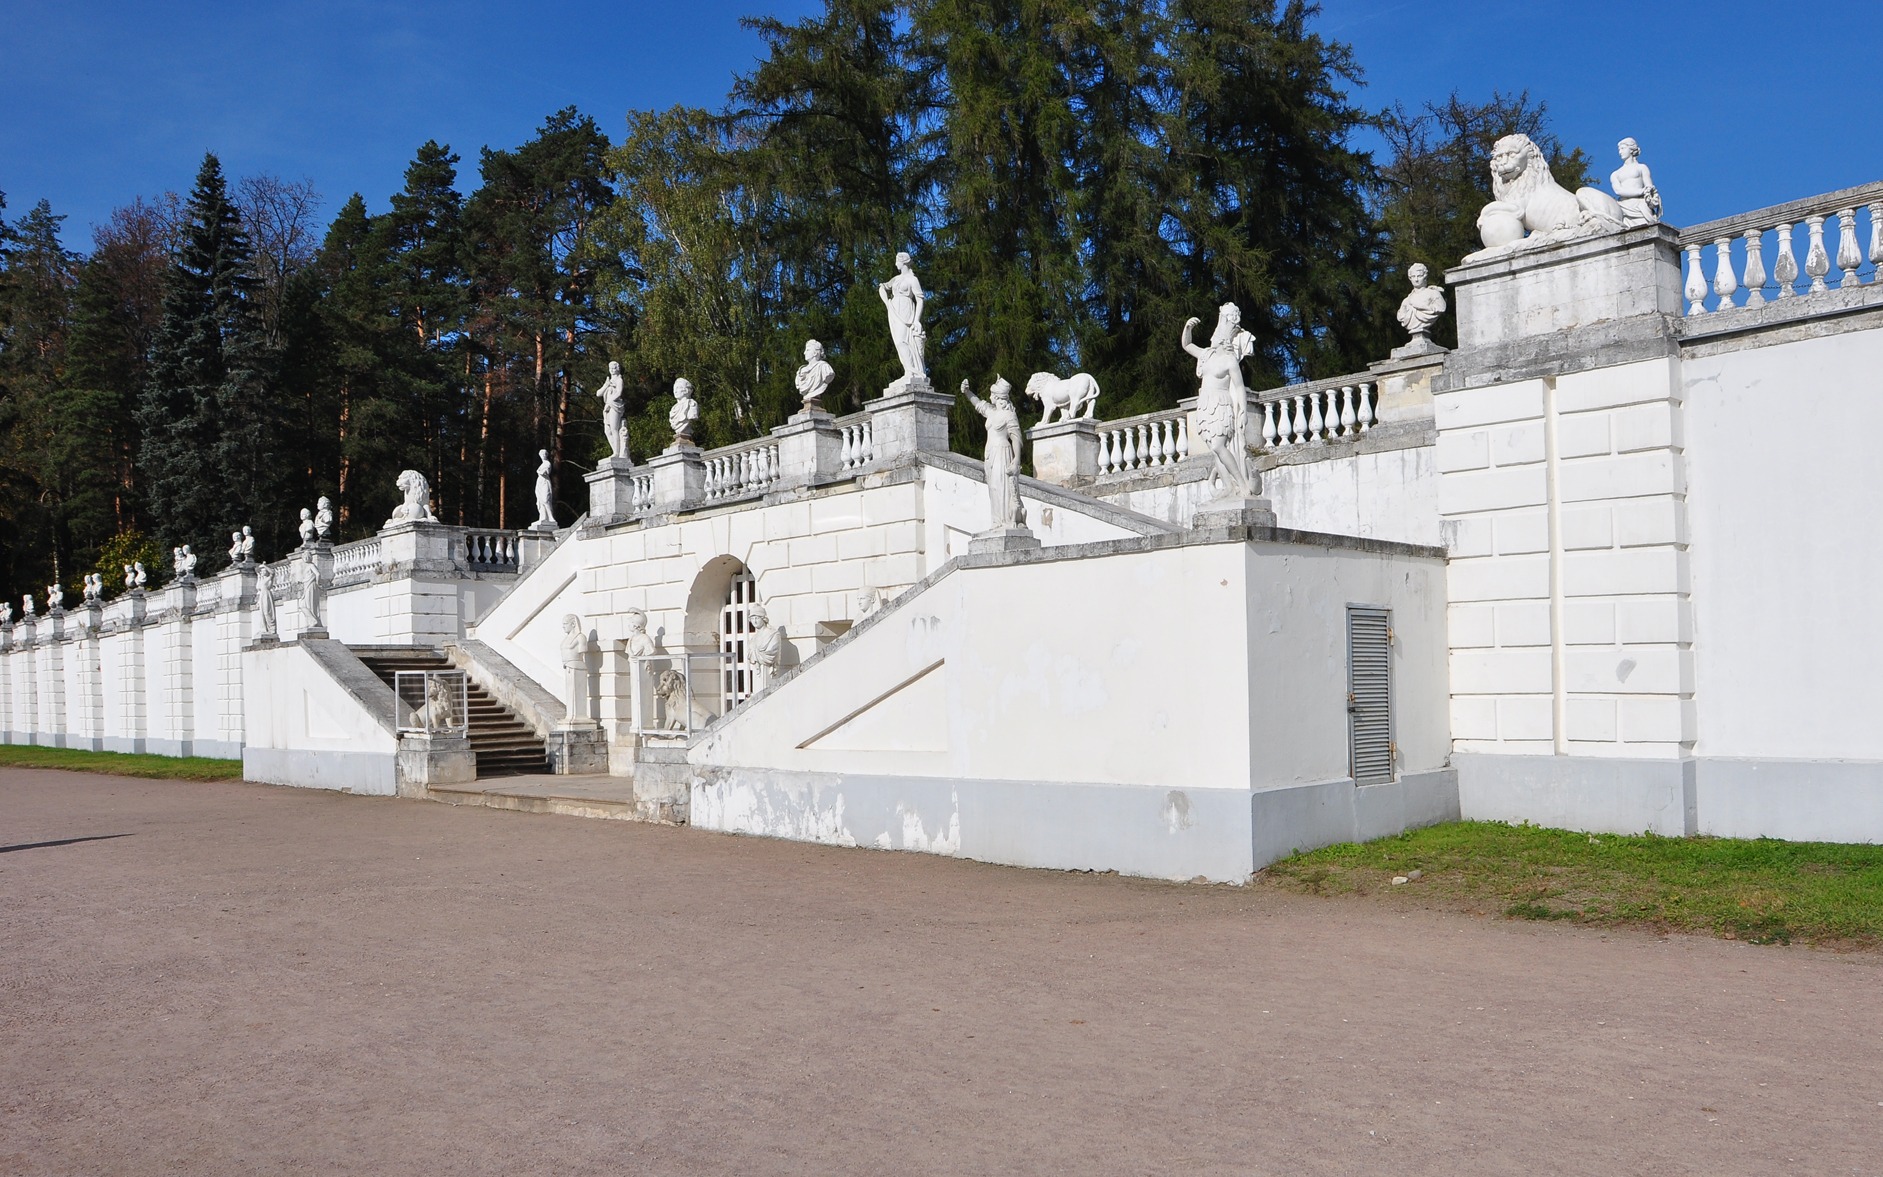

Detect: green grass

[0,743,243,781]
[1263,821,1883,949]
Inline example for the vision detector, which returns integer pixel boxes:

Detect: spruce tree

[138,153,285,567]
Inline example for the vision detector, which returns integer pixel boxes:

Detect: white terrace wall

[679,531,1451,883]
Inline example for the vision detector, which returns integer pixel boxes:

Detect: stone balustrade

[1097,409,1190,477]
[1679,181,1883,313]
[331,537,383,586]
[1258,378,1378,449]
[462,528,520,571]
[703,439,782,502]
[836,412,876,471]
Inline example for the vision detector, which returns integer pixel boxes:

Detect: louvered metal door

[1347,606,1394,786]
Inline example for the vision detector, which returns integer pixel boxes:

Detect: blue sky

[4,0,1880,248]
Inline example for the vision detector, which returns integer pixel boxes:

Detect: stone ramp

[425,773,685,825]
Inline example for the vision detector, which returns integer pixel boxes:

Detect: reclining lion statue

[1471,134,1623,258]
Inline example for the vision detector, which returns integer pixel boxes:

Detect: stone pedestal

[1367,348,1450,428]
[862,378,951,459]
[770,411,844,487]
[516,528,557,569]
[648,446,706,511]
[395,732,477,796]
[584,457,643,524]
[377,522,458,575]
[1027,418,1099,487]
[1191,497,1277,531]
[545,727,609,775]
[968,527,1042,556]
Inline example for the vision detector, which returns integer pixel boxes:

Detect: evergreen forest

[0,0,1592,602]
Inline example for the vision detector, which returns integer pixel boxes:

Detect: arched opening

[681,555,761,708]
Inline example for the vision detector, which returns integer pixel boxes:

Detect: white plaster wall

[922,463,1148,561]
[241,642,398,793]
[191,612,220,746]
[1684,328,1883,760]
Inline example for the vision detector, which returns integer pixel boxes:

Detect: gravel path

[3,769,1879,1175]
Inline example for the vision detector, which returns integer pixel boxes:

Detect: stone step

[425,775,684,824]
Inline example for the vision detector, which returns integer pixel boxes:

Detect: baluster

[1773,222,1798,298]
[1147,422,1163,467]
[1307,389,1327,441]
[1358,384,1376,432]
[1121,426,1138,470]
[1278,399,1296,447]
[1684,243,1707,312]
[1098,430,1113,473]
[1139,423,1153,468]
[1176,419,1190,461]
[1712,236,1737,309]
[1869,202,1883,285]
[1804,214,1830,293]
[1157,420,1173,466]
[1292,394,1309,445]
[1835,207,1862,287]
[1340,386,1357,435]
[1740,229,1767,308]
[839,426,854,469]
[1262,401,1278,448]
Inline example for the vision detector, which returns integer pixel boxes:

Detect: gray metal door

[1347,606,1394,786]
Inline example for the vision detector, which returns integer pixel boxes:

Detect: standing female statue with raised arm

[878,252,926,391]
[959,377,1026,531]
[1181,304,1259,500]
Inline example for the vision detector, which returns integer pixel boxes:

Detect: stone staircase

[352,646,550,777]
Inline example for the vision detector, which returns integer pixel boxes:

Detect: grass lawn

[0,743,243,781]
[1262,821,1883,949]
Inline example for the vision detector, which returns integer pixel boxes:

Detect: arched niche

[681,555,758,656]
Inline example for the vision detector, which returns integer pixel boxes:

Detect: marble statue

[230,531,246,564]
[180,545,197,579]
[559,613,590,725]
[298,509,317,547]
[959,377,1026,531]
[0,602,11,625]
[256,563,278,639]
[389,470,436,525]
[596,360,630,461]
[1472,134,1624,257]
[856,587,880,619]
[1181,304,1260,500]
[124,563,137,590]
[46,584,63,612]
[533,449,556,528]
[239,527,256,563]
[82,574,102,604]
[746,605,781,694]
[621,607,657,658]
[314,496,334,541]
[1023,372,1100,425]
[420,674,460,732]
[1610,137,1661,227]
[1395,263,1447,344]
[668,378,700,448]
[654,669,690,731]
[22,594,35,617]
[299,550,325,629]
[132,562,148,589]
[877,252,927,391]
[795,340,835,414]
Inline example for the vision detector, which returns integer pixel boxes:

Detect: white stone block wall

[1436,356,1693,761]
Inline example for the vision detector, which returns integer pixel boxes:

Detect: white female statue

[621,607,657,658]
[532,449,556,528]
[959,377,1026,531]
[596,360,630,461]
[255,563,278,640]
[559,613,592,726]
[300,550,325,630]
[795,340,835,414]
[668,378,700,447]
[1181,305,1260,500]
[878,251,926,391]
[1610,137,1661,227]
[745,604,782,694]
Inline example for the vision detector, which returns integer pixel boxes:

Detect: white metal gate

[717,569,759,712]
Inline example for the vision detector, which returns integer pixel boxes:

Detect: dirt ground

[3,770,1880,1176]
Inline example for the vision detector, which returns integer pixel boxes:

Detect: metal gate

[1347,606,1394,786]
[717,569,759,712]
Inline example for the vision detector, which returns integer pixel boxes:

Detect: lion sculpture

[387,469,436,525]
[1472,134,1623,257]
[654,668,717,732]
[1023,371,1100,425]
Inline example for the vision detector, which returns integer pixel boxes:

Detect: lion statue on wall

[1023,371,1100,425]
[386,469,436,525]
[1472,134,1623,257]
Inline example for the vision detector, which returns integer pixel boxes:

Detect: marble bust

[668,378,700,448]
[795,339,835,414]
[877,251,927,392]
[314,496,334,541]
[621,607,657,658]
[596,360,630,462]
[1395,263,1447,346]
[298,509,318,547]
[46,584,63,612]
[22,594,34,617]
[1610,137,1661,227]
[132,561,148,589]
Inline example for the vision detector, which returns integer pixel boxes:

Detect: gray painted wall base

[687,766,1459,883]
[145,738,191,758]
[192,739,242,761]
[102,736,145,754]
[244,746,396,796]
[1459,753,1883,843]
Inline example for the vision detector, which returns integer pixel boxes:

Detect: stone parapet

[861,380,951,460]
[1028,418,1099,487]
